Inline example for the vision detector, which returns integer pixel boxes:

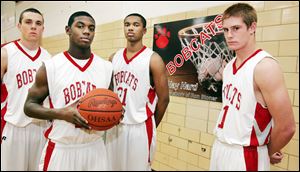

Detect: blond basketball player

[106,13,169,171]
[1,8,51,171]
[210,3,296,171]
[24,11,112,171]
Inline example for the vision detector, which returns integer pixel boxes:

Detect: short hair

[19,8,43,24]
[222,3,257,29]
[124,13,147,28]
[67,11,95,27]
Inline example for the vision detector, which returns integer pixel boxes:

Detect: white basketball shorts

[40,138,108,171]
[210,139,270,171]
[105,115,156,171]
[1,121,48,171]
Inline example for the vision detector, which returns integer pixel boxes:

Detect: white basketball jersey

[214,49,273,146]
[2,41,51,127]
[112,46,158,124]
[44,51,112,144]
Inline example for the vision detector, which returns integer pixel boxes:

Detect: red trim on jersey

[1,103,7,144]
[123,46,147,64]
[43,140,56,171]
[146,104,153,118]
[254,103,272,132]
[1,102,7,117]
[44,125,53,139]
[147,88,156,104]
[233,49,262,75]
[250,126,259,146]
[243,146,258,171]
[145,116,153,163]
[1,84,8,102]
[63,51,94,72]
[14,41,41,61]
[43,97,54,139]
[1,83,8,144]
[48,97,54,109]
[1,39,20,47]
[145,101,155,162]
[264,128,272,145]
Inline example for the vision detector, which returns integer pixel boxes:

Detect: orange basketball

[77,88,123,131]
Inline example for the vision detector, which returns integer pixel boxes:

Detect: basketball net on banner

[178,23,234,92]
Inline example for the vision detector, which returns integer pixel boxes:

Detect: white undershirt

[68,53,90,68]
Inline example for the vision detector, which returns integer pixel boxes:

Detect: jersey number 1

[218,105,229,129]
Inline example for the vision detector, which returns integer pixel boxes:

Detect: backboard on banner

[153,14,235,102]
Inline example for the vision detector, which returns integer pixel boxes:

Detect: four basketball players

[1,2,297,171]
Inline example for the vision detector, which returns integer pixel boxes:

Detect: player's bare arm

[1,47,8,83]
[254,57,295,156]
[150,52,170,127]
[24,63,90,129]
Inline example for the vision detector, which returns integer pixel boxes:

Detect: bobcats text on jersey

[16,68,37,89]
[114,70,138,91]
[222,83,241,110]
[63,81,96,104]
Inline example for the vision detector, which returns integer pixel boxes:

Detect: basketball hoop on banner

[178,21,234,93]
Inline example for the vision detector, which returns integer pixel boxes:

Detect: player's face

[67,16,95,48]
[18,12,44,42]
[124,16,146,42]
[222,16,256,51]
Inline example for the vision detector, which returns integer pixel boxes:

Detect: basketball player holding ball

[105,13,170,171]
[24,11,112,171]
[210,3,295,171]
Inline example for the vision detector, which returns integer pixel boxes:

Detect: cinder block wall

[42,1,299,171]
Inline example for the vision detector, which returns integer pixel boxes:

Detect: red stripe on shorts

[145,116,153,163]
[43,140,55,171]
[243,146,258,171]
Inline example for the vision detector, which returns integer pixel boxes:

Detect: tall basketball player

[210,3,295,171]
[23,11,112,170]
[106,13,170,171]
[1,8,51,171]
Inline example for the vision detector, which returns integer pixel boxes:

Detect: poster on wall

[153,14,234,102]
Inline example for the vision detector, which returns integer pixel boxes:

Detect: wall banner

[153,14,234,102]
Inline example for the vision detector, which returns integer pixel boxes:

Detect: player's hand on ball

[117,107,125,124]
[270,151,283,164]
[60,100,91,130]
[77,88,123,131]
